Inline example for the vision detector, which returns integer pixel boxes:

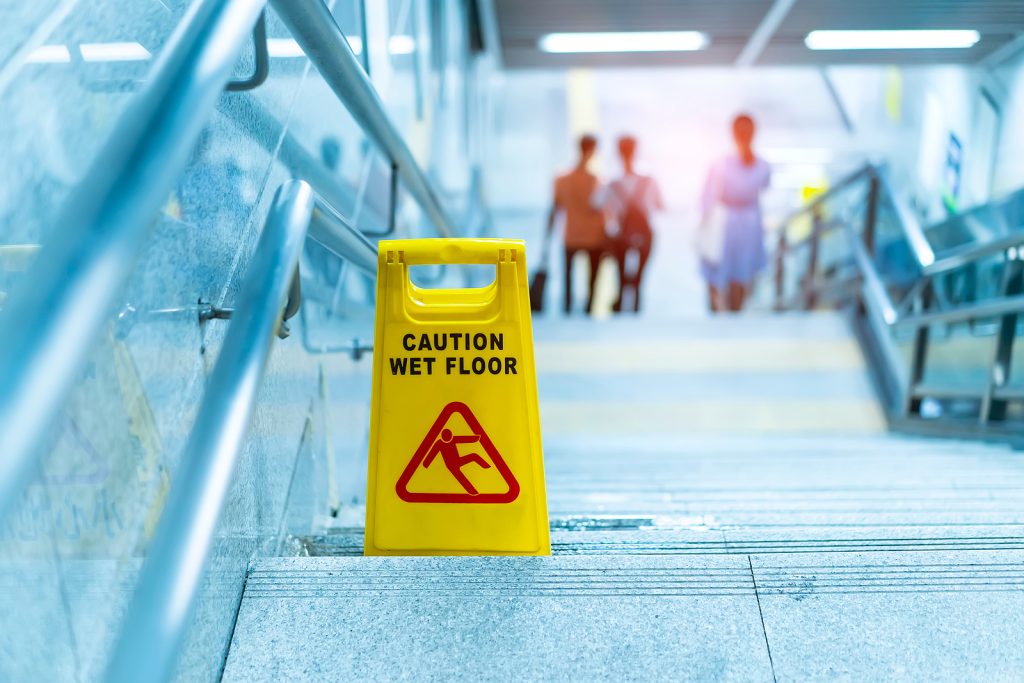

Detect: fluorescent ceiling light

[805,30,980,50]
[26,44,71,63]
[80,42,151,62]
[539,31,708,53]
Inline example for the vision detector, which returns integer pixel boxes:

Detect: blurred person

[698,114,770,312]
[597,135,664,313]
[545,134,606,315]
[320,136,342,172]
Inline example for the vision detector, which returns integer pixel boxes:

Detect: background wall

[993,48,1024,194]
[484,59,1024,317]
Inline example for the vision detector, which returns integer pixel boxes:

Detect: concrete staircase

[222,314,1024,682]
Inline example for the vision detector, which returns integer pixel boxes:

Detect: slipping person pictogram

[395,401,520,504]
[422,428,491,495]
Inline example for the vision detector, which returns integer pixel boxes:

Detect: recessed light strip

[539,31,709,54]
[266,35,414,58]
[26,34,412,66]
[805,30,980,51]
[26,43,153,64]
[25,44,72,63]
[79,42,151,62]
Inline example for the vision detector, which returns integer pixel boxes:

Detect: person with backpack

[596,135,665,313]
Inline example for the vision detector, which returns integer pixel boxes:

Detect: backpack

[616,178,652,244]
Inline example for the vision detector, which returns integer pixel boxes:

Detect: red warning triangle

[396,402,520,504]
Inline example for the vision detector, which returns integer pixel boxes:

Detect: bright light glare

[539,31,709,53]
[762,148,835,165]
[80,42,151,62]
[26,45,71,63]
[267,38,306,58]
[266,36,409,57]
[771,166,827,190]
[388,35,415,55]
[805,30,980,50]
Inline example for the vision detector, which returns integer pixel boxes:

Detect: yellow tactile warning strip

[541,399,887,435]
[535,338,867,374]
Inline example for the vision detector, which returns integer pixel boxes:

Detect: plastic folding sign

[364,239,550,556]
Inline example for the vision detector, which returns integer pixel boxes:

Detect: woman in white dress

[699,114,770,312]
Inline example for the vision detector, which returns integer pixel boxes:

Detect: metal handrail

[308,198,378,276]
[917,184,1019,250]
[104,180,316,683]
[777,165,1024,280]
[873,166,936,268]
[222,93,391,237]
[776,161,1024,431]
[0,0,264,524]
[777,164,937,270]
[103,178,378,683]
[777,163,1024,326]
[895,293,1024,331]
[924,232,1024,277]
[844,225,898,325]
[272,0,457,238]
[841,219,1024,332]
[777,164,872,244]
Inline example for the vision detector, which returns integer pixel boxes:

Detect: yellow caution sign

[364,238,550,556]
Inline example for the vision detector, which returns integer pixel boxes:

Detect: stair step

[297,525,1024,558]
[223,553,1024,682]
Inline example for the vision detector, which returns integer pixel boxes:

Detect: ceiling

[492,0,1024,68]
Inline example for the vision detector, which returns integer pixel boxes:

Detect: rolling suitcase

[529,235,552,312]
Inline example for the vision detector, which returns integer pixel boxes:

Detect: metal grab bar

[895,294,1024,331]
[103,178,378,683]
[777,164,937,269]
[309,199,377,276]
[841,219,1024,332]
[873,166,936,268]
[777,164,872,242]
[774,161,1024,433]
[843,225,898,326]
[923,233,1024,277]
[104,180,316,683]
[0,0,265,524]
[272,0,457,238]
[220,93,391,238]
